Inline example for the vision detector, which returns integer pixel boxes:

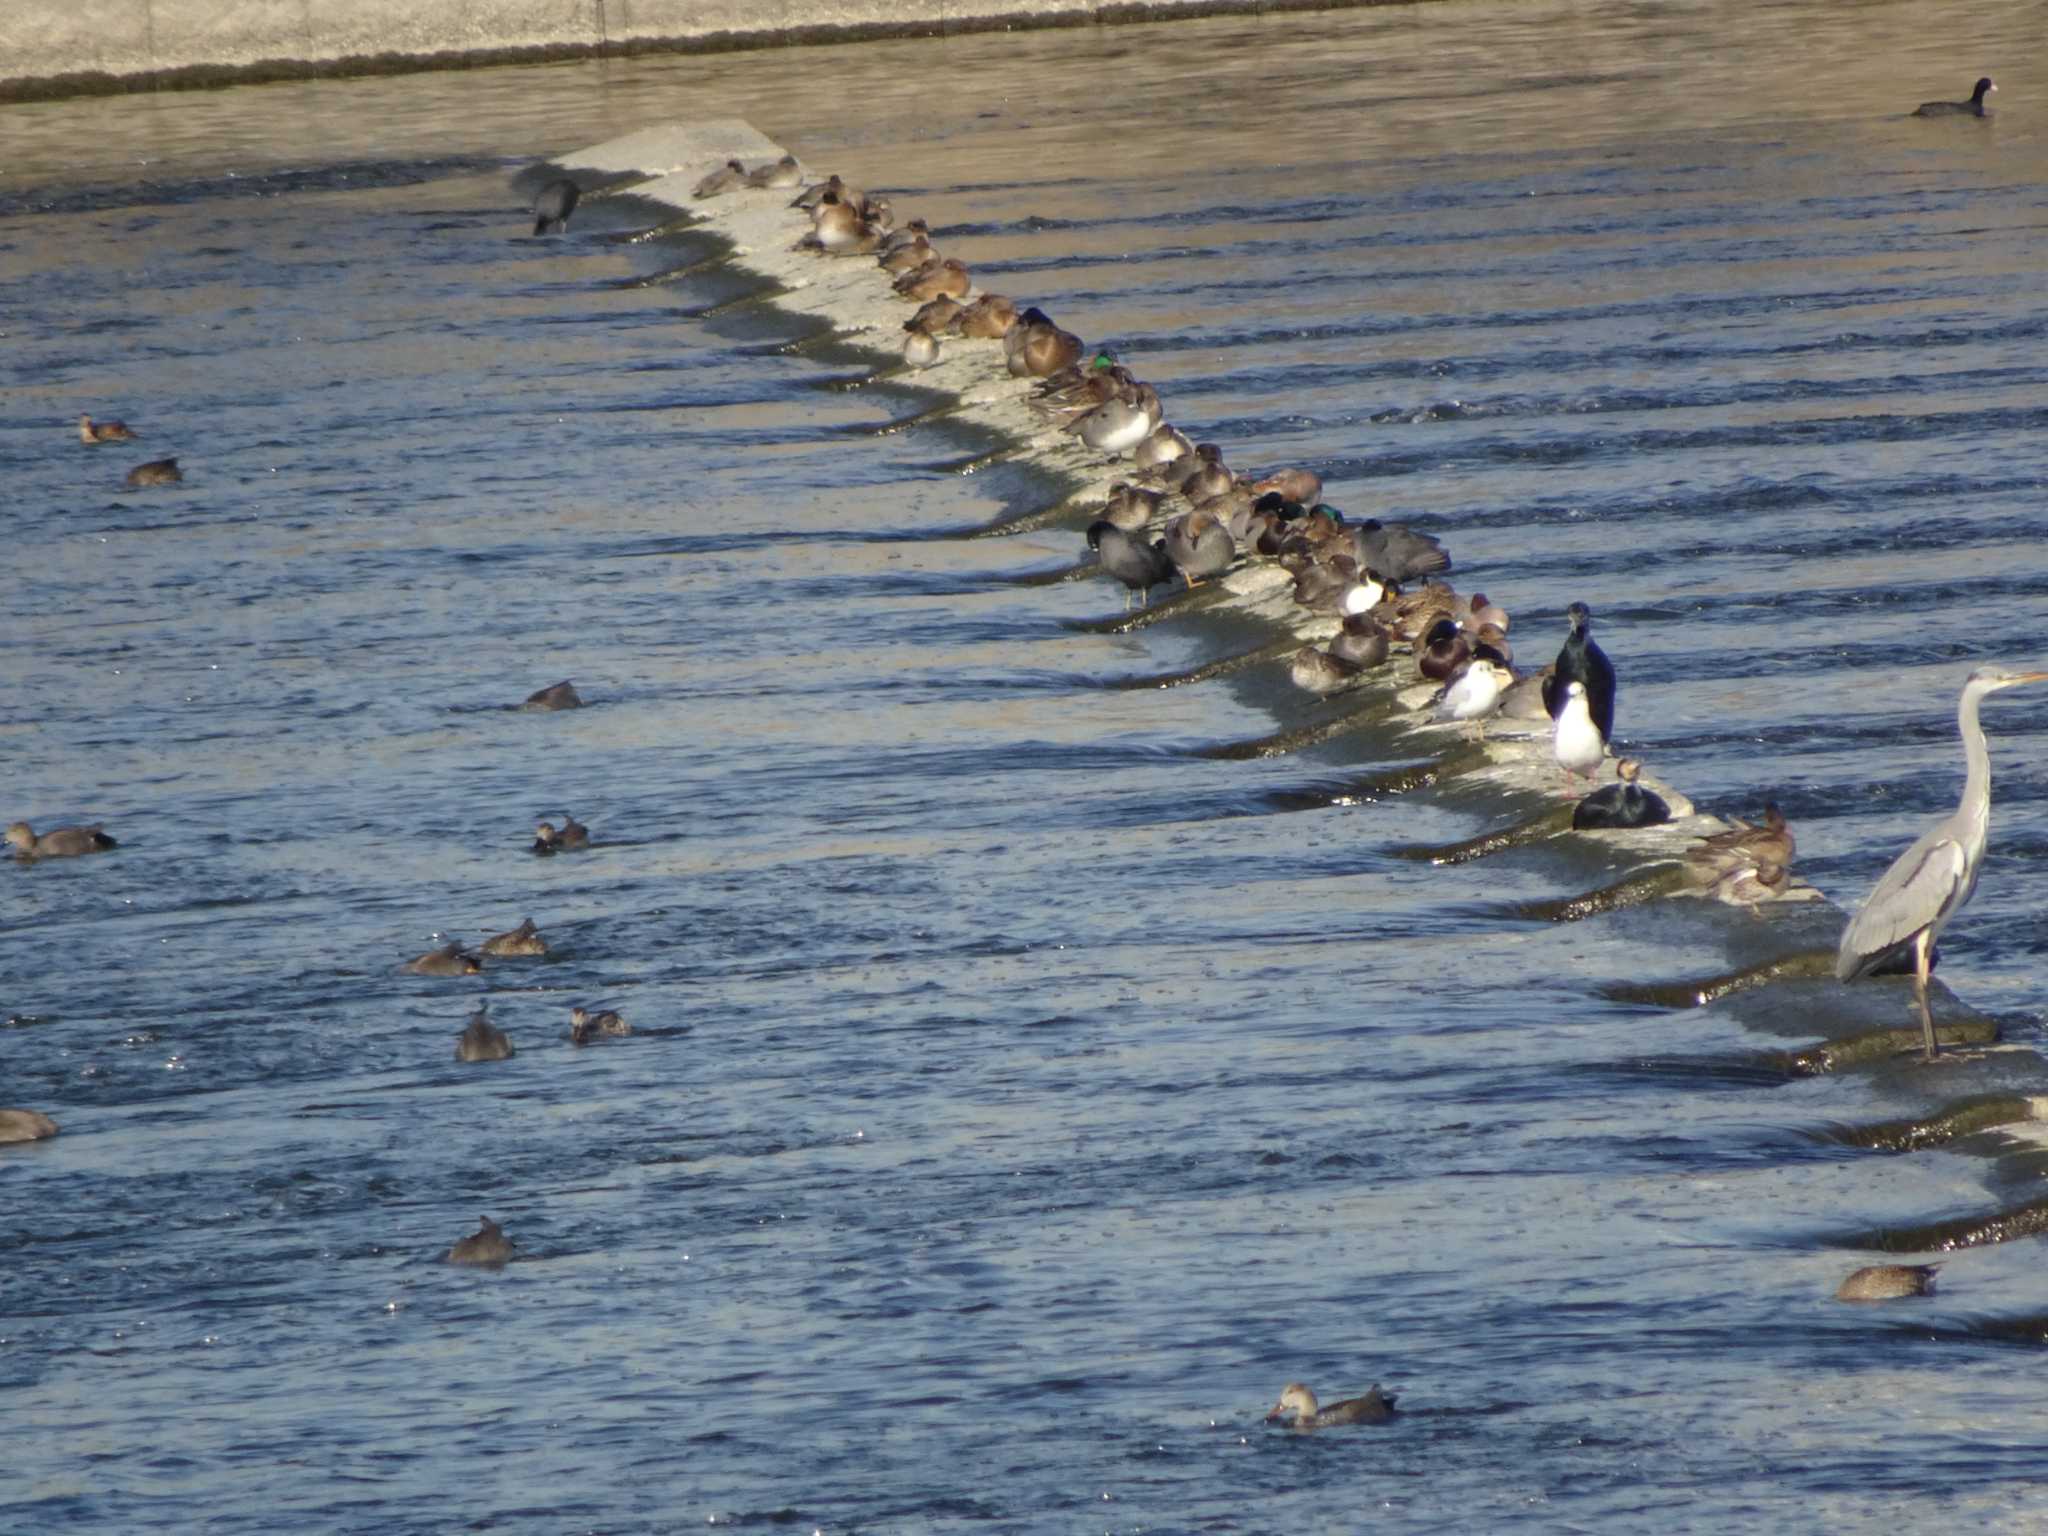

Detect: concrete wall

[0,0,1373,102]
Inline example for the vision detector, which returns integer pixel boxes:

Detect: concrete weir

[550,121,2048,1234]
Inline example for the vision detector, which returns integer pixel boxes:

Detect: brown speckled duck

[7,820,118,859]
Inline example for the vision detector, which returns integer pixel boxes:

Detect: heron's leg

[1915,928,1938,1062]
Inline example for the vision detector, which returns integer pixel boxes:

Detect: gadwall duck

[405,941,482,977]
[955,294,1017,339]
[569,1006,631,1045]
[126,458,181,487]
[1571,758,1671,830]
[1134,423,1194,469]
[79,413,137,443]
[1163,509,1234,587]
[1330,614,1391,669]
[1066,384,1161,457]
[1004,308,1084,379]
[531,814,590,855]
[531,178,579,235]
[1265,1382,1398,1429]
[7,820,117,859]
[0,1108,59,1143]
[480,917,547,957]
[446,1215,515,1266]
[1913,77,1994,117]
[1837,1263,1940,1301]
[1690,803,1794,869]
[1087,521,1173,609]
[1290,646,1365,696]
[694,159,747,199]
[1100,482,1164,531]
[894,257,970,302]
[1541,602,1617,741]
[905,296,966,337]
[521,679,582,711]
[1251,468,1322,506]
[1553,680,1606,788]
[879,234,934,274]
[745,154,803,190]
[455,1005,515,1062]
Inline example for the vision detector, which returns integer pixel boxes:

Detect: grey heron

[1836,665,2048,1060]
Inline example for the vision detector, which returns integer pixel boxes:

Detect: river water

[8,1,2048,1530]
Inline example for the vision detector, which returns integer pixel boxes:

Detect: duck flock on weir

[10,84,2032,1331]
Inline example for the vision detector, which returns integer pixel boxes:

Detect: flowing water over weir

[9,3,2048,1530]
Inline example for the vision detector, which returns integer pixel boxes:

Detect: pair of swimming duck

[453,1001,629,1058]
[78,413,181,486]
[404,917,550,976]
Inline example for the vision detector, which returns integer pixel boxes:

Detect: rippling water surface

[9,2,2048,1530]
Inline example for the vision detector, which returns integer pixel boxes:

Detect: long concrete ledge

[0,0,1393,105]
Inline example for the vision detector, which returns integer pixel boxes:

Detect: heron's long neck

[1957,683,1993,854]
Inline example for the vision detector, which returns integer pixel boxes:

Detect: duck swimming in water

[480,917,548,957]
[1571,758,1671,830]
[0,1108,59,1143]
[531,178,579,235]
[455,1005,515,1062]
[1837,1263,1940,1301]
[79,413,137,443]
[521,680,581,711]
[1542,602,1617,742]
[7,820,118,859]
[569,1006,631,1045]
[446,1215,515,1266]
[405,941,482,977]
[1265,1382,1398,1429]
[531,814,590,855]
[126,458,181,487]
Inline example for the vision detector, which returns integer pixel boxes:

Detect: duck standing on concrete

[1162,509,1234,588]
[694,159,747,198]
[745,154,802,189]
